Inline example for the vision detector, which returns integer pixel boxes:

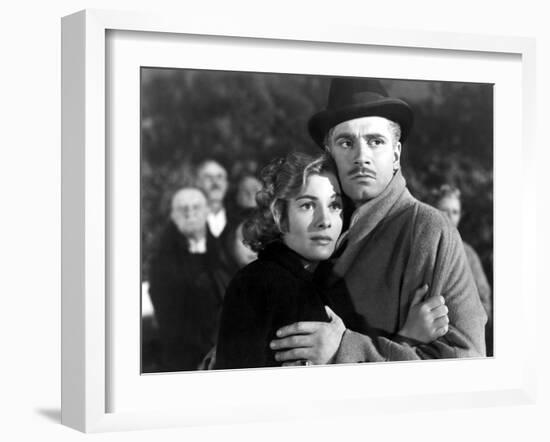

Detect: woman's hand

[269,306,346,366]
[398,284,449,344]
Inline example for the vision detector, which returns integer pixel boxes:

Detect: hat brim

[308,99,413,148]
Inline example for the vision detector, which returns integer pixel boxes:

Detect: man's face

[326,116,401,206]
[196,161,228,204]
[170,188,209,237]
[436,195,461,228]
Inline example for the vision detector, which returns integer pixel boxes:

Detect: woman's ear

[270,201,286,233]
[271,206,282,232]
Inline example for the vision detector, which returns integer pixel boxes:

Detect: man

[195,159,230,239]
[148,186,232,371]
[270,78,487,364]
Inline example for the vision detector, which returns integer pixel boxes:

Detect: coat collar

[258,241,316,282]
[332,169,414,276]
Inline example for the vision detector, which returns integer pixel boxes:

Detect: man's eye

[369,138,384,147]
[337,139,353,149]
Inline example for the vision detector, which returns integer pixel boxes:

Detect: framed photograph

[61,9,537,433]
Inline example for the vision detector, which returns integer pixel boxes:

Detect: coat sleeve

[214,272,272,369]
[334,209,487,363]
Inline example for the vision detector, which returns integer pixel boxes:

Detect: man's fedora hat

[308,77,414,148]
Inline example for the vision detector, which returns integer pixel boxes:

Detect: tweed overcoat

[332,171,487,362]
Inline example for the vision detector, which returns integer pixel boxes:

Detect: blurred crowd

[142,158,263,372]
[141,156,493,373]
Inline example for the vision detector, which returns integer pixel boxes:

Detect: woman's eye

[329,202,343,211]
[300,202,314,210]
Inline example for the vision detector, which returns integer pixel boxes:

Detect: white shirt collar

[187,236,207,254]
[207,208,227,238]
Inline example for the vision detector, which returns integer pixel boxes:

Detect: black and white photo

[140,68,493,373]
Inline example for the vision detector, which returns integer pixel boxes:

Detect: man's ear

[393,141,402,168]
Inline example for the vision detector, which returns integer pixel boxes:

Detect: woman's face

[436,195,461,228]
[236,176,262,209]
[282,172,343,263]
[232,222,258,268]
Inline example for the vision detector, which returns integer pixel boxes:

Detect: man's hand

[269,306,346,366]
[398,284,449,344]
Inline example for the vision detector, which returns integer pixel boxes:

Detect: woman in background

[429,184,492,355]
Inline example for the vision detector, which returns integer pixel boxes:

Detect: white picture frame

[61,9,537,433]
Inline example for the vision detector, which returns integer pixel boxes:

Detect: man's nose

[353,139,372,165]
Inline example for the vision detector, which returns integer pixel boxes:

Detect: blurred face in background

[436,195,461,228]
[326,116,401,206]
[282,172,343,263]
[231,222,258,268]
[170,188,210,238]
[196,160,228,207]
[236,175,262,209]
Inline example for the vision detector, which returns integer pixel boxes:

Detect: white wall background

[0,1,547,441]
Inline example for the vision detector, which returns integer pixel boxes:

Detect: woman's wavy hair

[242,152,338,253]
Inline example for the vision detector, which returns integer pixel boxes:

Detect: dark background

[140,68,493,287]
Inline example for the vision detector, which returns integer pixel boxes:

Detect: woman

[215,153,446,369]
[226,218,258,270]
[429,184,492,355]
[429,184,492,319]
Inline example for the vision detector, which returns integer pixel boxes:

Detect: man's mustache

[347,166,376,177]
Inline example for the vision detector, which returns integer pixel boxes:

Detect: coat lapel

[333,170,408,277]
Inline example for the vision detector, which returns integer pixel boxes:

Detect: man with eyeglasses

[148,186,232,371]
